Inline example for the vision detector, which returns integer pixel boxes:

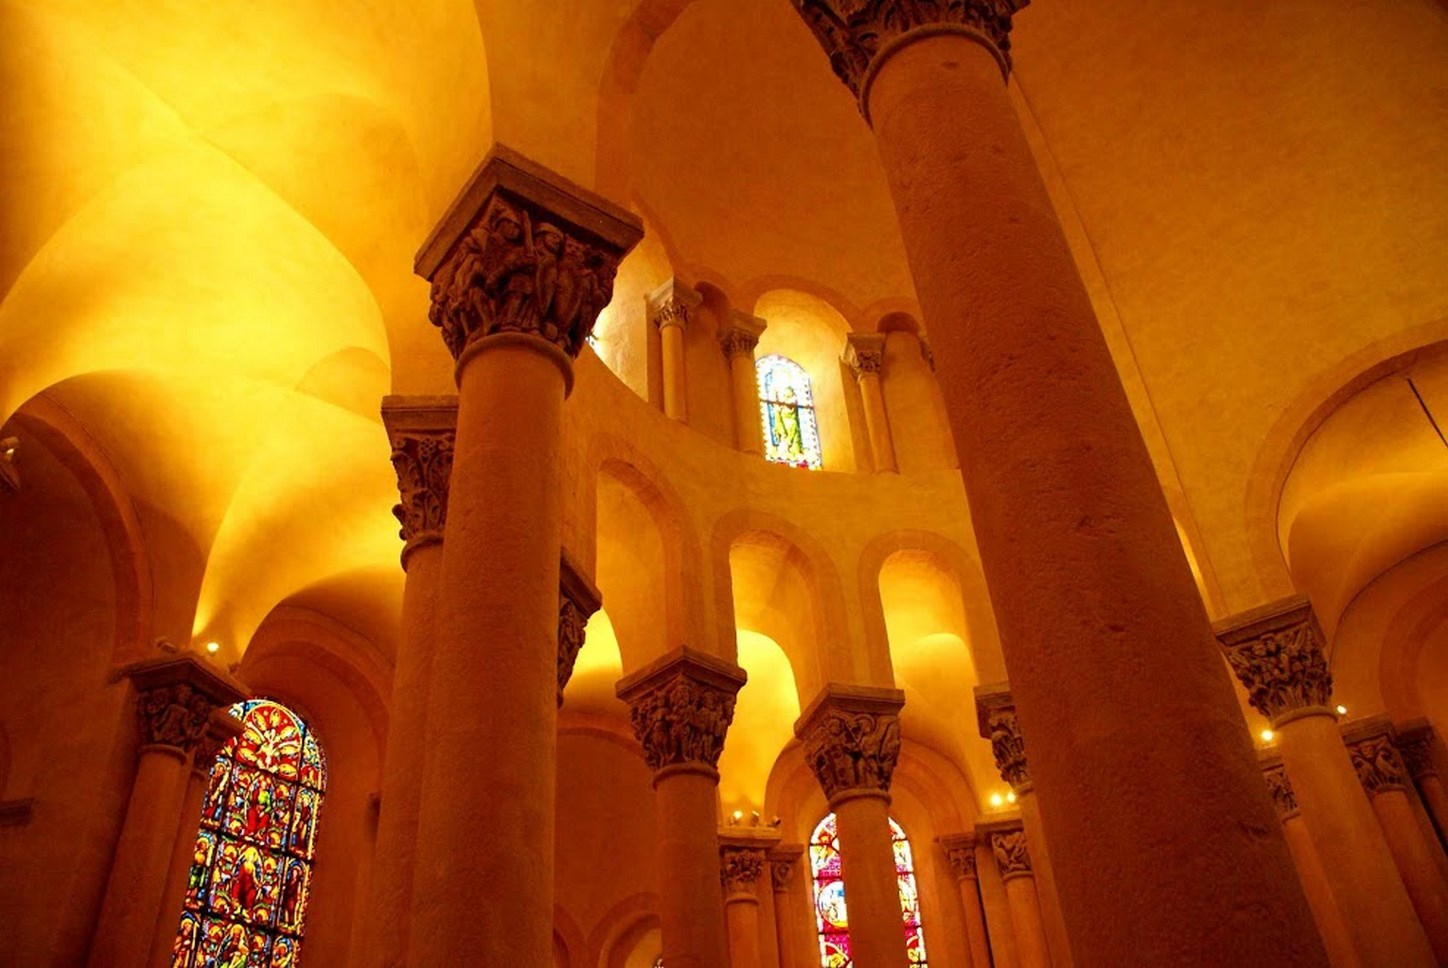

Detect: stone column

[843,333,897,473]
[985,822,1050,968]
[1263,758,1362,968]
[768,845,805,968]
[1343,719,1448,962]
[650,278,701,422]
[618,648,746,968]
[721,840,771,968]
[941,834,994,968]
[719,311,768,456]
[975,828,1019,968]
[149,710,242,967]
[362,396,454,968]
[786,6,1326,963]
[795,684,907,968]
[89,652,245,968]
[1398,721,1448,847]
[1219,598,1434,966]
[976,684,1072,967]
[409,145,642,967]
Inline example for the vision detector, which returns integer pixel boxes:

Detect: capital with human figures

[975,684,1030,792]
[381,396,457,565]
[939,833,979,880]
[558,551,602,707]
[616,648,747,780]
[796,684,904,804]
[791,0,1030,118]
[1215,598,1333,724]
[720,846,768,897]
[192,709,244,777]
[987,824,1032,880]
[121,652,247,755]
[1260,760,1299,821]
[415,145,643,377]
[1342,719,1409,798]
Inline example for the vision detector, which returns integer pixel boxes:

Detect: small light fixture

[1335,704,1348,716]
[989,792,1004,808]
[205,641,221,654]
[1006,791,1018,804]
[729,809,745,825]
[1260,729,1275,743]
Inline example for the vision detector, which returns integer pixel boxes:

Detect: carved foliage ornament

[721,847,768,895]
[945,846,978,880]
[1262,763,1298,820]
[428,194,622,361]
[986,706,1029,789]
[792,0,1029,104]
[718,328,762,360]
[1221,619,1333,720]
[627,674,738,772]
[801,708,902,799]
[137,683,215,750]
[990,829,1031,878]
[389,431,454,545]
[770,856,798,891]
[1398,732,1439,780]
[1347,735,1408,797]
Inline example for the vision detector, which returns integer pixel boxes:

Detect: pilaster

[382,395,457,568]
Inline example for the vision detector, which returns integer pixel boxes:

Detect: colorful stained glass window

[757,355,823,469]
[170,699,326,968]
[808,813,928,968]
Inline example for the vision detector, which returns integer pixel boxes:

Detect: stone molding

[122,653,247,753]
[795,683,905,804]
[984,822,1032,880]
[1396,720,1440,781]
[718,310,768,360]
[720,844,769,897]
[768,844,805,892]
[1215,597,1333,723]
[843,333,887,380]
[1342,717,1409,798]
[381,395,458,563]
[558,550,602,707]
[616,648,747,778]
[975,683,1030,792]
[1260,757,1299,821]
[939,833,979,880]
[415,145,643,369]
[791,0,1028,118]
[647,278,702,333]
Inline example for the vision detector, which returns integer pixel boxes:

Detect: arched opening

[807,812,929,967]
[757,354,823,469]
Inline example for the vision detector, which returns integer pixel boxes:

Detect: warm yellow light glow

[1006,791,1018,804]
[1336,705,1348,715]
[1260,729,1275,743]
[205,641,221,654]
[989,792,1005,808]
[732,810,744,821]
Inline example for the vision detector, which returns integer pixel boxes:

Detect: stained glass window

[170,699,326,968]
[808,813,928,968]
[757,355,823,469]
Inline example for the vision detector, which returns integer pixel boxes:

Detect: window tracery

[169,699,326,968]
[757,355,823,469]
[808,812,928,967]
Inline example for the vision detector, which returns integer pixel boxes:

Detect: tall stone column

[721,841,770,968]
[941,834,994,968]
[719,311,767,456]
[363,396,454,967]
[974,828,1019,968]
[795,684,907,968]
[409,145,642,966]
[1219,599,1434,966]
[768,845,805,968]
[1343,719,1448,962]
[843,333,898,473]
[1398,721,1448,846]
[1263,759,1362,968]
[618,648,746,968]
[985,822,1051,968]
[650,278,701,422]
[89,652,245,968]
[976,685,1072,966]
[786,6,1326,963]
[149,710,242,967]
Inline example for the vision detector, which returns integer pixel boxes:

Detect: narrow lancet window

[757,354,823,469]
[808,812,929,967]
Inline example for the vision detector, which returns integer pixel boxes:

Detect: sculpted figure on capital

[629,676,737,772]
[803,708,901,799]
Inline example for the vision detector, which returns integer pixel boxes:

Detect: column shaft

[661,322,688,421]
[1002,875,1051,968]
[857,372,898,473]
[150,760,210,967]
[852,29,1327,965]
[657,771,731,966]
[955,877,993,968]
[976,837,1019,968]
[1369,788,1448,962]
[721,312,767,456]
[834,794,906,968]
[768,847,805,968]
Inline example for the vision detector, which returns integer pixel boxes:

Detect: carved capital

[123,653,247,753]
[843,333,887,380]
[792,0,1028,119]
[1396,721,1440,780]
[1343,721,1409,798]
[796,684,905,803]
[617,648,747,777]
[1261,761,1299,820]
[718,311,768,360]
[988,825,1032,880]
[939,833,979,880]
[192,709,244,776]
[648,278,702,333]
[381,396,458,562]
[975,684,1029,791]
[768,844,805,892]
[415,145,643,368]
[720,845,768,897]
[1215,598,1333,723]
[558,550,602,707]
